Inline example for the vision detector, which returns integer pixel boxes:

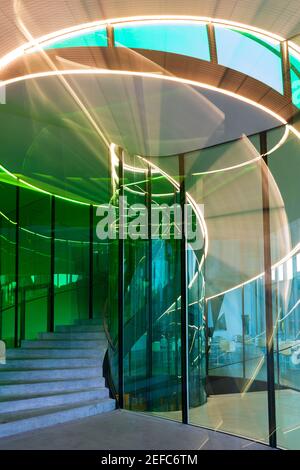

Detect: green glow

[290,51,300,108]
[45,28,107,49]
[114,22,210,61]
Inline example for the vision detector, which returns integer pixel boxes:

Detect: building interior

[0,0,300,451]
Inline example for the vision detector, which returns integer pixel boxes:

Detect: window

[114,22,210,61]
[215,27,283,93]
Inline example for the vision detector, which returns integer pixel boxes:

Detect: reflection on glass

[45,28,107,49]
[289,47,300,108]
[54,199,90,326]
[0,183,16,348]
[19,189,51,340]
[215,27,283,93]
[114,22,210,61]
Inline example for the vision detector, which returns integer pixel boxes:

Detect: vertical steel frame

[118,147,124,408]
[179,154,189,424]
[146,164,153,409]
[14,185,20,347]
[48,195,55,333]
[260,131,277,448]
[89,204,94,320]
[207,23,218,64]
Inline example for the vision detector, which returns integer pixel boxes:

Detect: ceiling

[1,1,300,66]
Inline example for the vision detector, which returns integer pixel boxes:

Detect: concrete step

[0,398,115,438]
[0,388,109,413]
[75,318,103,326]
[0,367,101,384]
[21,340,107,349]
[38,332,106,341]
[0,358,100,370]
[0,377,105,398]
[55,324,104,333]
[7,348,104,359]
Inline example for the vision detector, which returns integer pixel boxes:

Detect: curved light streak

[0,69,288,127]
[0,56,297,300]
[0,15,286,70]
[191,126,290,176]
[0,68,292,209]
[207,241,300,301]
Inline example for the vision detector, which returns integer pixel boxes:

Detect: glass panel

[19,188,51,340]
[215,27,283,93]
[114,22,210,61]
[0,182,16,348]
[289,47,300,108]
[122,157,148,411]
[45,27,108,49]
[54,199,89,326]
[268,127,300,449]
[184,141,269,443]
[149,162,181,417]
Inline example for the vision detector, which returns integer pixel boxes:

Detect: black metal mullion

[242,285,246,379]
[179,155,189,424]
[14,185,20,348]
[48,195,55,333]
[118,147,124,408]
[260,131,277,448]
[89,204,94,320]
[146,165,153,409]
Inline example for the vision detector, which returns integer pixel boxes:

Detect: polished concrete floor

[0,409,270,450]
[152,389,300,450]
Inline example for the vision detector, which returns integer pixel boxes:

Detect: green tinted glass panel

[54,199,89,326]
[46,28,107,49]
[19,188,51,340]
[215,27,283,93]
[0,182,16,348]
[114,22,210,61]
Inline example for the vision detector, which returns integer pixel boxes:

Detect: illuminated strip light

[0,72,297,293]
[0,15,286,69]
[0,69,287,127]
[0,68,291,207]
[0,69,296,289]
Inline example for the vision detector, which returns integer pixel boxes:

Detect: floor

[152,389,300,450]
[0,409,270,450]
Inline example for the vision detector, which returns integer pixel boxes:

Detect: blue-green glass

[114,22,210,61]
[289,50,300,108]
[45,28,107,49]
[215,27,283,93]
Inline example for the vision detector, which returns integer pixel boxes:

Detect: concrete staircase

[0,318,115,438]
